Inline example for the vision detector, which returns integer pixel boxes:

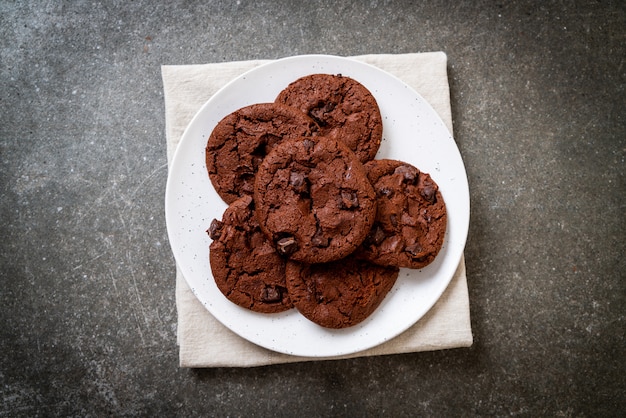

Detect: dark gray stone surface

[1,1,624,416]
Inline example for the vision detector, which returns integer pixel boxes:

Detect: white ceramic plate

[165,55,469,357]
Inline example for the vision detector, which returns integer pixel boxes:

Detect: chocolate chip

[394,165,419,183]
[378,186,393,198]
[289,171,309,194]
[296,140,316,166]
[315,292,325,303]
[367,225,386,246]
[421,209,433,223]
[340,190,359,209]
[381,235,402,253]
[289,171,304,187]
[420,184,437,203]
[406,243,428,259]
[207,219,224,240]
[312,227,329,248]
[309,102,335,125]
[238,173,255,194]
[302,138,315,152]
[389,214,398,227]
[261,286,282,303]
[276,236,298,256]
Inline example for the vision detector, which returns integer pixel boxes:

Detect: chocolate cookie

[275,74,382,163]
[206,102,318,204]
[208,195,292,313]
[285,256,399,329]
[254,136,376,264]
[358,159,447,269]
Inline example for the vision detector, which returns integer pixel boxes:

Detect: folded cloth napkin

[162,52,473,368]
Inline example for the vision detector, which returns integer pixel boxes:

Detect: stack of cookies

[205,73,447,329]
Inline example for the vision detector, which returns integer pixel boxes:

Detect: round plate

[165,55,470,357]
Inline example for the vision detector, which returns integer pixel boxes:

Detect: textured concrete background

[1,1,624,416]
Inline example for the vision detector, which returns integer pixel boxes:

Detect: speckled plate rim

[165,54,470,357]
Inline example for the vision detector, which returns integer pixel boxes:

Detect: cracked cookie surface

[285,255,399,329]
[254,136,376,264]
[357,159,447,269]
[206,102,317,204]
[208,195,292,313]
[275,74,382,163]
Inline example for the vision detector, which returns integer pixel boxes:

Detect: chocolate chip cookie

[254,136,376,264]
[275,73,382,163]
[285,255,399,329]
[358,159,447,269]
[206,102,318,204]
[208,195,292,313]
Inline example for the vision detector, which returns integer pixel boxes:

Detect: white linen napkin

[162,52,473,367]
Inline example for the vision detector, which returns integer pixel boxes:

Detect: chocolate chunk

[367,225,386,246]
[381,235,403,253]
[289,171,309,194]
[289,171,305,187]
[340,190,359,209]
[394,164,419,183]
[312,227,330,248]
[405,243,427,258]
[261,286,282,303]
[309,101,336,125]
[208,219,224,240]
[302,138,315,152]
[276,236,298,256]
[378,186,393,198]
[420,183,437,203]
